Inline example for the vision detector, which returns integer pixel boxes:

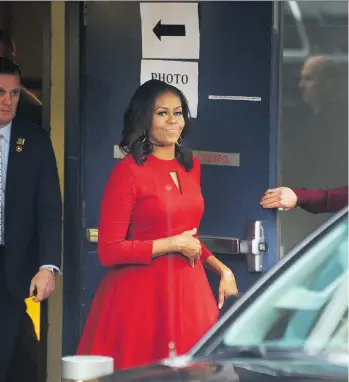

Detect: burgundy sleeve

[292,185,348,214]
[98,160,153,266]
[193,156,215,262]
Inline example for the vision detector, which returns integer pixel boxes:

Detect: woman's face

[149,91,185,146]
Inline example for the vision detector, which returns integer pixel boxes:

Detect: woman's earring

[176,136,183,147]
[139,131,147,143]
[139,130,152,153]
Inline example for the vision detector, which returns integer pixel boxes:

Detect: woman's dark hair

[120,79,193,171]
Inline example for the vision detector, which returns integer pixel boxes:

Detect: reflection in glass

[280,1,348,253]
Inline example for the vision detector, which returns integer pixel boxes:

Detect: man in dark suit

[260,185,348,214]
[0,58,62,381]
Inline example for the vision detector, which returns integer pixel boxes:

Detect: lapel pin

[16,137,25,152]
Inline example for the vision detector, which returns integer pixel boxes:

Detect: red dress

[77,154,219,370]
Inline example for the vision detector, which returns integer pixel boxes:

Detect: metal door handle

[200,221,268,273]
[200,236,240,254]
[86,221,267,272]
[86,228,98,243]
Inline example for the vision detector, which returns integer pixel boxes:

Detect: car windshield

[218,215,348,364]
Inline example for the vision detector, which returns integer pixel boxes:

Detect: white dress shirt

[0,122,11,226]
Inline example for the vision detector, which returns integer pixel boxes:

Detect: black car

[81,208,349,382]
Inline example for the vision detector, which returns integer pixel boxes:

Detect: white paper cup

[61,355,114,380]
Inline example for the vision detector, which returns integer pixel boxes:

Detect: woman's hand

[173,228,202,267]
[218,270,238,309]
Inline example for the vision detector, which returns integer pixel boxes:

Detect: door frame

[63,1,85,355]
[35,2,52,380]
[62,1,283,355]
[268,1,283,265]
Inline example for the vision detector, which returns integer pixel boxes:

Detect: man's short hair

[0,56,21,79]
[0,29,16,56]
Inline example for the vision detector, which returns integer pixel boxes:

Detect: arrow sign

[153,20,186,41]
[141,3,199,59]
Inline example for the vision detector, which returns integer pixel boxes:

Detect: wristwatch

[41,266,60,277]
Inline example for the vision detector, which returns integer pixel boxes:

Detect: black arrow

[153,20,186,41]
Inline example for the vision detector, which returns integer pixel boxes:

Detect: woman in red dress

[77,80,238,370]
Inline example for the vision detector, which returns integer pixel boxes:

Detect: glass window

[283,1,305,51]
[280,1,348,255]
[219,218,348,358]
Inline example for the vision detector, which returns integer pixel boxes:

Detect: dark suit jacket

[293,186,348,214]
[0,117,62,378]
[3,116,62,300]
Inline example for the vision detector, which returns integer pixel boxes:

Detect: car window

[220,218,348,356]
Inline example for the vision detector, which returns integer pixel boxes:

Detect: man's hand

[260,187,298,211]
[29,269,56,302]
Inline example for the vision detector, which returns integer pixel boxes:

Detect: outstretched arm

[260,185,348,214]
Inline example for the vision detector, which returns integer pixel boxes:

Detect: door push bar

[200,221,267,273]
[86,221,267,273]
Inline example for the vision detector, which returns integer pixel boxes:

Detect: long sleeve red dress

[77,154,219,370]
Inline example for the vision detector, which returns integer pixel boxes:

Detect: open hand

[260,187,298,211]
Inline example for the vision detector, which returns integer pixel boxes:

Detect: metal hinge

[86,228,98,243]
[83,2,88,26]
